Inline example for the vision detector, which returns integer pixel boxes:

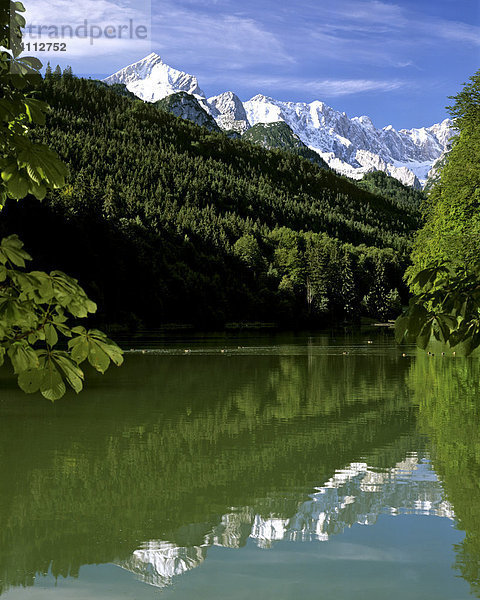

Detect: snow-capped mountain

[207,91,250,133]
[244,95,452,187]
[103,54,453,187]
[103,52,206,104]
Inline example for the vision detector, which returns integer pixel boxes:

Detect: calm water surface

[0,332,479,598]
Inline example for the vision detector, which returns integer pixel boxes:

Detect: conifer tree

[341,250,357,321]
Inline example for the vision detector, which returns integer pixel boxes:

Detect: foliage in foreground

[407,69,480,277]
[396,69,480,354]
[0,2,68,205]
[395,263,480,354]
[0,235,123,400]
[0,2,123,399]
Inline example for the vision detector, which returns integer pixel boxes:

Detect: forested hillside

[242,121,330,169]
[0,72,421,328]
[358,171,425,212]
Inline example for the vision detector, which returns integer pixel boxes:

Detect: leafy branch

[1,2,69,206]
[0,3,123,399]
[0,235,123,400]
[395,263,480,355]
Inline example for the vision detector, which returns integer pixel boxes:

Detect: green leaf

[417,320,433,350]
[52,308,67,324]
[29,271,54,302]
[7,342,39,374]
[0,296,38,329]
[44,322,58,347]
[89,329,108,339]
[50,272,92,315]
[18,368,43,393]
[87,341,110,374]
[24,98,47,125]
[71,326,87,335]
[27,332,39,344]
[434,314,457,343]
[53,354,84,394]
[394,315,409,344]
[404,302,429,341]
[0,234,31,266]
[5,168,29,199]
[28,180,47,201]
[12,270,41,296]
[96,339,124,366]
[85,299,97,313]
[17,143,69,189]
[0,99,19,122]
[410,267,438,289]
[19,57,43,72]
[40,364,66,401]
[55,322,72,337]
[68,335,89,364]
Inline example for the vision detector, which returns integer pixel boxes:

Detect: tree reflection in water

[0,344,476,596]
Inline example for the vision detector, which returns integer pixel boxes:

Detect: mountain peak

[103,56,452,188]
[207,91,250,133]
[249,94,275,103]
[353,115,375,129]
[143,52,163,63]
[103,55,205,103]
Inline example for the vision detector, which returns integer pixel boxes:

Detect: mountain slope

[156,92,220,132]
[207,91,250,133]
[0,74,420,328]
[103,54,452,188]
[242,121,329,169]
[358,171,426,211]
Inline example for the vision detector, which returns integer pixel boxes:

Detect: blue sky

[24,0,480,128]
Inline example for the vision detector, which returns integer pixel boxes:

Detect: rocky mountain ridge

[242,121,329,169]
[155,92,220,132]
[103,53,453,187]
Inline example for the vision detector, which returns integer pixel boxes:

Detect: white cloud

[22,0,152,64]
[303,78,407,96]
[218,74,408,98]
[151,2,293,68]
[24,0,150,27]
[327,0,407,28]
[289,1,479,69]
[18,0,478,98]
[427,19,480,46]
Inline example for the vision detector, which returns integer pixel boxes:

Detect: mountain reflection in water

[0,337,478,597]
[119,452,454,590]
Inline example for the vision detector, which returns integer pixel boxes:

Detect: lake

[0,332,478,599]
